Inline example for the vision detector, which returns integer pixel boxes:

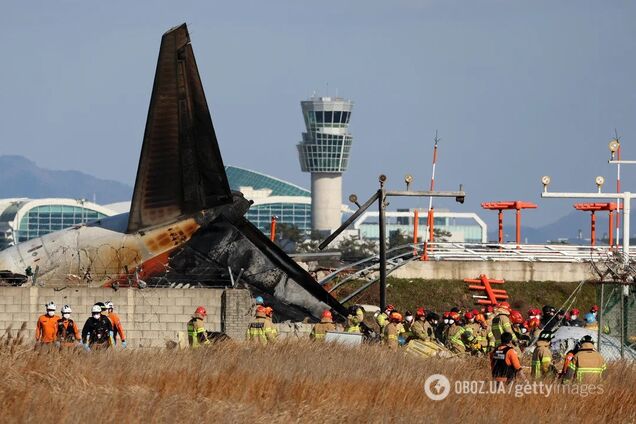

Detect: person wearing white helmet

[105,300,127,348]
[35,301,60,349]
[56,305,81,349]
[81,303,114,351]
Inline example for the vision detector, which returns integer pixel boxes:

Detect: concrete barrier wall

[391,260,595,282]
[0,287,224,348]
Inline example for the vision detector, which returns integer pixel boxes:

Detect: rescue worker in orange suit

[383,311,405,349]
[247,305,277,345]
[56,305,81,349]
[446,312,470,354]
[105,301,127,348]
[563,335,607,383]
[411,308,433,342]
[35,301,60,350]
[187,306,211,348]
[491,302,517,347]
[82,304,114,351]
[310,310,336,341]
[531,331,556,380]
[491,332,528,385]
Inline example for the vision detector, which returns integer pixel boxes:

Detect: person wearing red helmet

[246,305,277,345]
[566,308,583,327]
[310,310,336,341]
[410,307,433,342]
[492,301,517,347]
[187,306,210,348]
[383,311,405,349]
[446,311,469,353]
[462,312,483,354]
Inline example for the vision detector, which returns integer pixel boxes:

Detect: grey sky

[1,0,635,230]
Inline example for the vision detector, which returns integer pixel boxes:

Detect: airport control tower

[297,96,353,233]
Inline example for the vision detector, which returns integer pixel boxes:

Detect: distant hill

[0,155,132,204]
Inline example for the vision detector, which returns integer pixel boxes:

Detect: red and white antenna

[425,131,441,241]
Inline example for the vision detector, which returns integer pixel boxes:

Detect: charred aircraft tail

[129,24,346,318]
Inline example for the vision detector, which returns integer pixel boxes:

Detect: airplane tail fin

[127,23,232,233]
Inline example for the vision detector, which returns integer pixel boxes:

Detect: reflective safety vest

[246,318,277,345]
[448,325,466,350]
[187,318,209,348]
[531,341,553,379]
[568,348,607,383]
[492,314,516,345]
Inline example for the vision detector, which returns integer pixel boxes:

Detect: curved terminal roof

[225,166,309,198]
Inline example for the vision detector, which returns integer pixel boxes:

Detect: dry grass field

[0,329,634,423]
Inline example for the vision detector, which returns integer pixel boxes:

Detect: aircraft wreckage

[0,23,346,320]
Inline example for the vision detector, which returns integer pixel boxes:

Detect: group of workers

[342,301,606,384]
[35,300,126,351]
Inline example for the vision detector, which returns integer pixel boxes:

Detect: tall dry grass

[0,331,634,423]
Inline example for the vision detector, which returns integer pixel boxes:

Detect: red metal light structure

[481,201,537,245]
[270,216,277,242]
[573,202,617,247]
[464,274,508,306]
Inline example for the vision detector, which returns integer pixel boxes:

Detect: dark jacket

[82,315,113,345]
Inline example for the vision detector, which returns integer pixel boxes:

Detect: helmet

[426,312,440,322]
[590,305,599,313]
[449,312,460,321]
[195,306,207,317]
[390,312,403,322]
[255,296,264,305]
[450,307,461,313]
[385,304,395,314]
[580,335,594,344]
[45,301,56,311]
[542,305,555,315]
[584,312,596,324]
[105,301,114,310]
[321,310,332,320]
[570,308,580,316]
[96,302,106,311]
[538,331,553,341]
[498,301,511,310]
[91,305,102,314]
[471,309,480,316]
[61,305,72,314]
[264,306,273,317]
[255,305,267,317]
[484,305,494,314]
[416,307,426,317]
[510,310,523,324]
[464,312,474,320]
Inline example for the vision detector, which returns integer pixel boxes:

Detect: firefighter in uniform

[246,305,277,345]
[492,302,517,346]
[105,301,127,348]
[187,306,211,348]
[563,335,607,383]
[35,301,60,351]
[491,332,527,384]
[463,312,484,354]
[410,308,433,342]
[531,331,556,380]
[310,310,336,341]
[345,305,365,333]
[383,311,404,349]
[375,304,394,331]
[446,312,468,354]
[56,305,81,349]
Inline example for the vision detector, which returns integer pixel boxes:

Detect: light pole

[319,175,466,310]
[540,175,633,357]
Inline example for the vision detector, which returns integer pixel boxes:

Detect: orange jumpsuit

[36,314,60,343]
[108,312,126,343]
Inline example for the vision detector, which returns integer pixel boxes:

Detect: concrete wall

[391,260,595,282]
[0,287,224,348]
